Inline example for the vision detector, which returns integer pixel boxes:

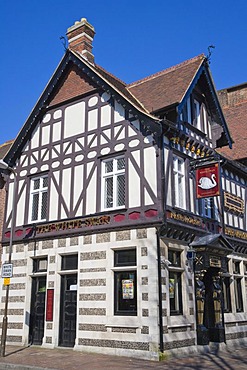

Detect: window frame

[168,249,183,316]
[101,156,126,210]
[173,155,186,209]
[230,259,244,313]
[193,98,201,131]
[234,277,243,312]
[197,197,215,219]
[113,249,137,316]
[33,257,48,273]
[29,174,48,222]
[222,276,232,313]
[61,254,78,271]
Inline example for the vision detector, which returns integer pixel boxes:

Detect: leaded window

[30,175,48,222]
[102,156,125,210]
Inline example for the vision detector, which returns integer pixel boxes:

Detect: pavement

[0,345,246,370]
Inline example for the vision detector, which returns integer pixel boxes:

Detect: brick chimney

[66,18,95,64]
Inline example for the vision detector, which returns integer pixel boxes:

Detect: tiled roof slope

[217,83,247,161]
[217,100,247,161]
[128,55,205,113]
[0,140,14,159]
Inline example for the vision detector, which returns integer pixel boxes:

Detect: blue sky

[1,0,246,144]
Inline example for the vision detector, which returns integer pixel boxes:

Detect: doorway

[29,276,46,345]
[59,274,77,347]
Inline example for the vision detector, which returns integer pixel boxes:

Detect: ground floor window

[234,277,243,312]
[168,249,183,315]
[169,271,183,315]
[113,249,137,316]
[222,277,232,313]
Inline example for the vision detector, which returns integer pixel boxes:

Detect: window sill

[105,324,139,329]
[167,323,192,329]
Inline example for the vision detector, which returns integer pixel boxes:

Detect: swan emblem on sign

[198,174,217,190]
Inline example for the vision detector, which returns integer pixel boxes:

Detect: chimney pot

[66,18,95,64]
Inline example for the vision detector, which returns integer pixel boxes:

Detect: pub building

[0,18,246,360]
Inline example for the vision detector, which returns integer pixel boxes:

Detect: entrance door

[59,274,77,347]
[203,270,225,343]
[29,277,46,345]
[195,269,225,345]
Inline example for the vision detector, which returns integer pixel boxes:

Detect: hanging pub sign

[196,163,220,199]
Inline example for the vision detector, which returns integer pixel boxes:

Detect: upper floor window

[180,97,212,139]
[180,98,192,124]
[102,156,125,210]
[197,197,215,219]
[29,175,48,222]
[193,99,201,130]
[173,155,185,209]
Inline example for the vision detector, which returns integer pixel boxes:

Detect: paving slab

[0,345,246,370]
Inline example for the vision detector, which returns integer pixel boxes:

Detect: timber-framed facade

[0,18,246,360]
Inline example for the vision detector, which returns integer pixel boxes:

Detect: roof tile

[128,55,205,112]
[217,101,247,160]
[0,140,14,160]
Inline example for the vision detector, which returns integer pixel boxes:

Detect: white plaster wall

[52,121,61,142]
[64,102,85,138]
[85,162,97,215]
[16,180,26,227]
[6,179,14,229]
[61,168,71,215]
[31,125,40,149]
[128,151,140,208]
[189,177,195,213]
[101,105,111,127]
[42,125,50,146]
[88,109,98,131]
[143,147,157,205]
[74,165,84,217]
[49,171,60,221]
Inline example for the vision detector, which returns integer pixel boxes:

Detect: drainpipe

[156,229,164,353]
[156,119,165,354]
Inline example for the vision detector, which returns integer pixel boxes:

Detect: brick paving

[0,345,246,370]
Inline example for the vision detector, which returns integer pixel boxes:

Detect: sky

[0,0,246,144]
